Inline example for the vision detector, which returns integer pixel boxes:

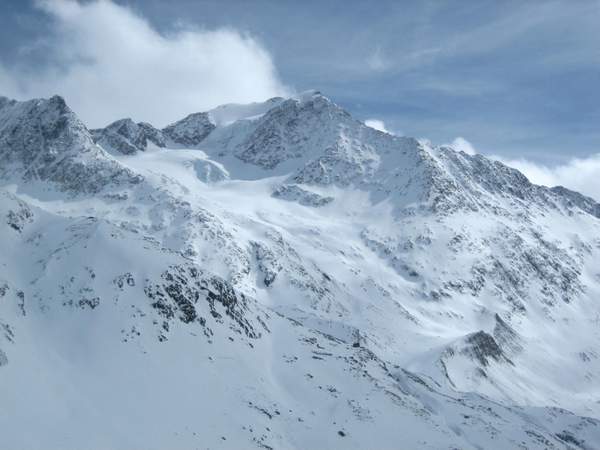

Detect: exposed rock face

[162,112,216,146]
[2,191,34,233]
[272,184,334,207]
[550,185,600,218]
[492,313,522,354]
[200,91,600,219]
[144,264,267,341]
[93,111,217,153]
[91,118,166,154]
[233,95,348,169]
[0,95,142,193]
[462,330,511,367]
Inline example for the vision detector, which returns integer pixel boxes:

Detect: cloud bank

[0,0,288,127]
[495,154,600,201]
[447,137,600,201]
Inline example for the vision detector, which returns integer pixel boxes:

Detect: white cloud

[365,119,391,134]
[449,136,477,155]
[493,153,600,201]
[444,135,599,201]
[0,0,289,127]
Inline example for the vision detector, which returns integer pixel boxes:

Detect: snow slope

[1,92,600,449]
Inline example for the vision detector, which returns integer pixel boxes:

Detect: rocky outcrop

[0,95,142,193]
[91,118,166,154]
[144,264,268,341]
[272,184,333,207]
[162,112,215,147]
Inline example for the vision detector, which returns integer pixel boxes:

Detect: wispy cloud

[365,118,398,135]
[0,0,289,127]
[448,137,476,155]
[446,136,600,201]
[493,153,600,202]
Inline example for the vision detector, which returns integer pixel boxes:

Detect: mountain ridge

[1,91,600,449]
[81,90,600,215]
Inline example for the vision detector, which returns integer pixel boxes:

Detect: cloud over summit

[0,0,289,127]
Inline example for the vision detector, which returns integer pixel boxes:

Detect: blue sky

[1,0,599,168]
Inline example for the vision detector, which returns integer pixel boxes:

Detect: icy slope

[1,93,600,449]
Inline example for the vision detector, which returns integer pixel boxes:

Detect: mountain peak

[206,96,285,126]
[46,94,68,109]
[85,91,600,220]
[162,111,215,147]
[0,95,141,192]
[91,118,166,154]
[293,89,324,102]
[2,91,600,449]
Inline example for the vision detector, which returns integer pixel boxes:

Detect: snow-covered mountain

[1,91,600,449]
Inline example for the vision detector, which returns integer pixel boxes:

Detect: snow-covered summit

[207,96,284,126]
[2,92,600,449]
[197,91,600,218]
[42,89,600,219]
